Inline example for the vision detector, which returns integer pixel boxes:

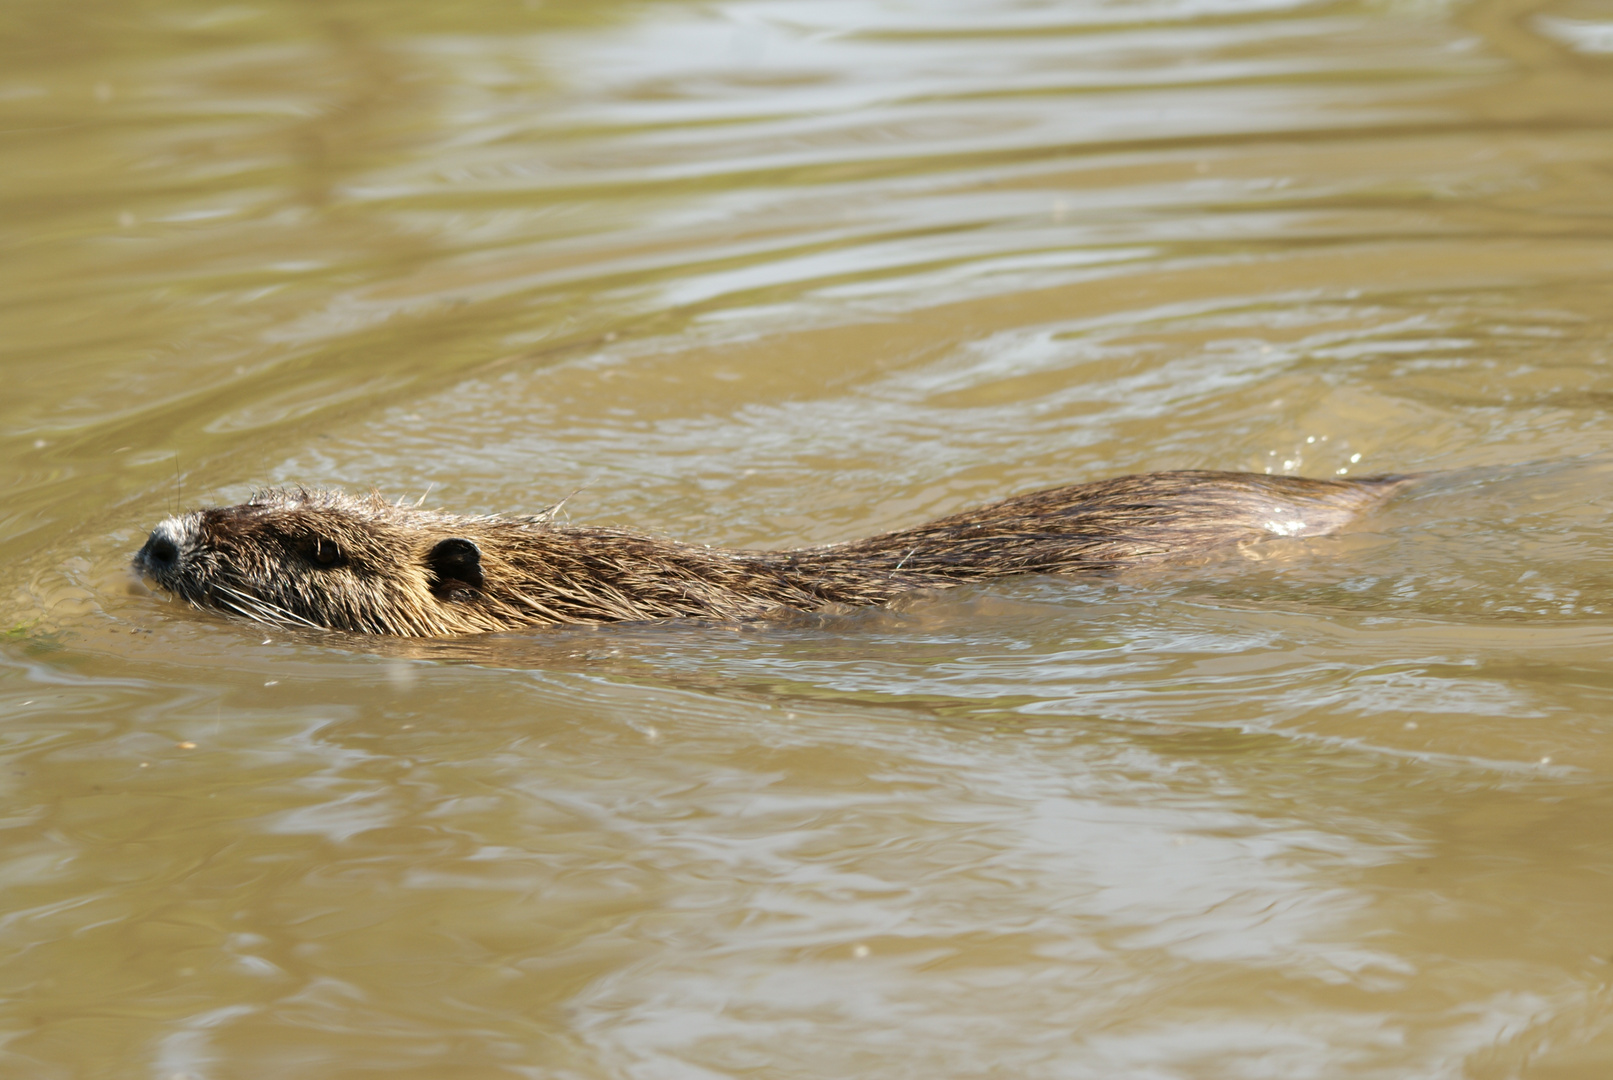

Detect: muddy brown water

[5,0,1613,1076]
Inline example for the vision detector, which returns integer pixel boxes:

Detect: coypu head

[130,485,845,635]
[133,488,496,635]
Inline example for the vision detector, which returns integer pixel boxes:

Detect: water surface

[5,0,1613,1076]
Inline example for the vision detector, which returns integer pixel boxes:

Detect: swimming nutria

[132,471,1412,636]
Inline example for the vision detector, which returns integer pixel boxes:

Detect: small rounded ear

[427,537,484,591]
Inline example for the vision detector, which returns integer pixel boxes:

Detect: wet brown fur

[132,470,1412,637]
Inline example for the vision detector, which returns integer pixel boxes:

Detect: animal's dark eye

[308,536,342,567]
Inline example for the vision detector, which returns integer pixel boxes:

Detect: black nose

[145,534,179,567]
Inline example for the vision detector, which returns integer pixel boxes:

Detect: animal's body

[132,470,1412,636]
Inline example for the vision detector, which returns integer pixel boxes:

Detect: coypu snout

[134,517,193,591]
[132,472,1416,637]
[137,525,181,570]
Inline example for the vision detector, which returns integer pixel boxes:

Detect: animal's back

[796,470,1413,580]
